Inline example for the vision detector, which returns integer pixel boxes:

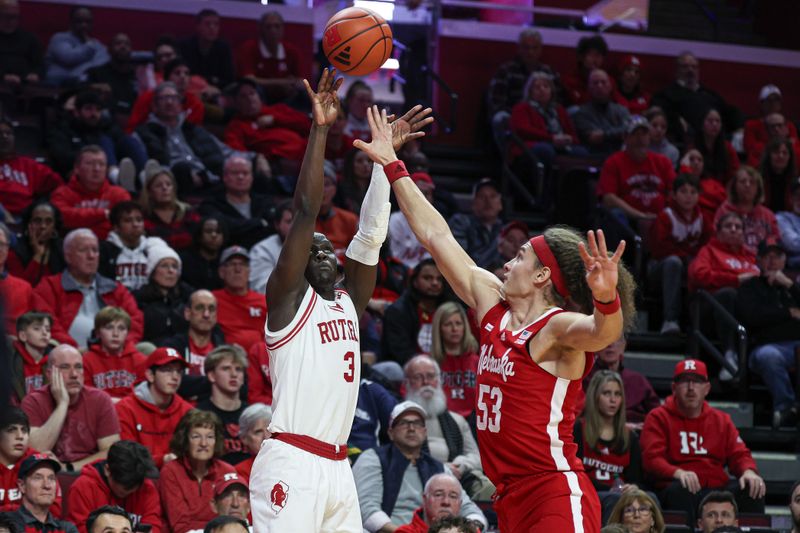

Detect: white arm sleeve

[345,162,391,266]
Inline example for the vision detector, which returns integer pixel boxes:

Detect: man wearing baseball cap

[115,347,193,467]
[7,454,78,533]
[352,401,486,532]
[448,178,504,269]
[744,83,800,166]
[641,359,765,526]
[211,472,250,524]
[736,236,800,429]
[212,246,267,352]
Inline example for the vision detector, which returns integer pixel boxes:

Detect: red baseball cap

[145,347,188,369]
[673,359,708,381]
[620,54,642,70]
[214,472,249,499]
[411,172,434,188]
[500,220,529,239]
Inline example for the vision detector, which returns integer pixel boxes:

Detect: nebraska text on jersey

[477,345,516,382]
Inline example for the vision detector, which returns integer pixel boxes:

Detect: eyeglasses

[623,505,652,516]
[394,419,425,429]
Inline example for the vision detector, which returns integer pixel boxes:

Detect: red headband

[529,235,570,299]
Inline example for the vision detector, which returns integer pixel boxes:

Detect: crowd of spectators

[0,2,799,532]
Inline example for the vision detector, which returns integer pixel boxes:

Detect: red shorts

[494,471,600,532]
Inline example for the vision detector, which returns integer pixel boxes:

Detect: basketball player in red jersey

[355,106,637,532]
[251,70,432,532]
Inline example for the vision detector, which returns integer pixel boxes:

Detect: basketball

[322,7,393,77]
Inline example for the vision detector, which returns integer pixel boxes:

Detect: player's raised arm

[266,69,343,330]
[343,105,433,315]
[354,106,503,319]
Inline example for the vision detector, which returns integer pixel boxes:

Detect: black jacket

[178,36,234,88]
[199,193,275,249]
[47,115,128,175]
[133,281,194,345]
[135,120,226,178]
[381,287,453,365]
[651,82,744,141]
[736,276,800,344]
[87,62,139,114]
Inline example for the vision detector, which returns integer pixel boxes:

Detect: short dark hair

[203,516,248,533]
[164,58,190,80]
[673,174,700,193]
[75,90,103,110]
[110,201,143,227]
[270,199,293,227]
[86,506,132,533]
[75,144,105,165]
[411,258,438,284]
[716,211,744,232]
[698,490,738,517]
[0,407,29,433]
[196,9,219,21]
[107,441,155,490]
[428,516,479,533]
[170,410,224,459]
[577,35,608,57]
[16,311,52,333]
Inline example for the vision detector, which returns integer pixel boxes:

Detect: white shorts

[250,439,362,533]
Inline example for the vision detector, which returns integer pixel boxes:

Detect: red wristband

[383,160,409,184]
[593,292,621,315]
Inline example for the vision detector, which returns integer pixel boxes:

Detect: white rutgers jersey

[265,285,361,445]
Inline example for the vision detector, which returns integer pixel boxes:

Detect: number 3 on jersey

[476,384,502,432]
[343,351,355,382]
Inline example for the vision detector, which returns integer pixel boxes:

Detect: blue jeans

[749,341,800,411]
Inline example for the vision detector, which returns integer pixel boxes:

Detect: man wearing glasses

[641,359,765,526]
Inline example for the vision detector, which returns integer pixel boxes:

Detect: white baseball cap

[389,401,427,428]
[759,84,781,101]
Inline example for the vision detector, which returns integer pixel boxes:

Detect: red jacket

[126,90,204,134]
[115,383,193,468]
[649,205,711,259]
[224,105,310,162]
[33,273,143,346]
[395,508,428,533]
[0,156,62,216]
[83,342,146,399]
[640,396,758,489]
[687,238,759,292]
[160,457,235,533]
[211,288,266,353]
[0,448,62,515]
[743,117,800,166]
[509,101,578,158]
[234,455,255,481]
[0,273,44,335]
[67,461,162,533]
[614,89,651,116]
[713,201,780,254]
[246,342,272,406]
[50,176,131,239]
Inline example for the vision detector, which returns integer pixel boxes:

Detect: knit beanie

[146,245,182,278]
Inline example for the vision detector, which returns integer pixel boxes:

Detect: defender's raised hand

[578,229,625,303]
[353,105,397,165]
[303,68,344,128]
[389,104,434,151]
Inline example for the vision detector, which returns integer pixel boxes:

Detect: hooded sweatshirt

[102,232,168,291]
[50,176,131,239]
[160,457,235,533]
[83,341,147,399]
[687,237,759,292]
[66,460,161,533]
[640,396,758,489]
[115,381,193,468]
[0,448,62,515]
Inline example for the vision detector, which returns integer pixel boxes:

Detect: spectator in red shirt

[33,228,143,348]
[160,409,236,533]
[235,12,302,104]
[115,347,192,468]
[0,223,43,336]
[234,403,271,481]
[211,473,250,523]
[648,176,711,334]
[395,474,467,533]
[21,344,121,472]
[245,342,272,407]
[744,84,799,167]
[641,359,765,525]
[127,59,205,134]
[66,440,161,533]
[50,145,131,240]
[713,166,780,254]
[139,167,200,251]
[0,119,62,219]
[561,35,609,107]
[597,115,676,236]
[428,302,478,419]
[614,55,650,116]
[82,307,145,401]
[6,201,66,286]
[212,246,267,353]
[693,108,739,186]
[11,312,52,403]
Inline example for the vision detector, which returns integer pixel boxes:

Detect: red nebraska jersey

[476,303,591,487]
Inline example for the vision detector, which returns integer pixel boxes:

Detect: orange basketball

[322,7,393,77]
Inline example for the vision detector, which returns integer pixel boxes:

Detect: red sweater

[246,342,272,406]
[160,458,235,533]
[83,342,146,399]
[316,207,358,261]
[687,238,760,292]
[67,461,162,533]
[13,341,48,396]
[395,508,428,533]
[234,455,255,481]
[0,273,42,335]
[126,90,204,134]
[598,150,676,215]
[649,205,711,259]
[440,352,479,418]
[743,117,800,166]
[50,176,131,239]
[0,448,62,515]
[224,105,310,162]
[0,156,62,216]
[713,201,780,254]
[614,89,651,116]
[33,273,143,346]
[115,385,192,468]
[212,288,267,352]
[234,39,302,80]
[640,396,758,489]
[509,101,578,157]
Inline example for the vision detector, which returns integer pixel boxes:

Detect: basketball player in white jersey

[250,69,432,533]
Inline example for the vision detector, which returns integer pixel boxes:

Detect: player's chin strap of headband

[529,235,570,300]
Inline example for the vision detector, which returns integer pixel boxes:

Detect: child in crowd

[11,312,53,402]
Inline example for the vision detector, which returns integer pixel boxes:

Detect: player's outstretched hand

[353,105,397,165]
[389,104,434,151]
[303,68,344,128]
[578,229,625,303]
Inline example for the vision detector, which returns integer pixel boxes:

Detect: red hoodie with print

[50,176,131,239]
[83,342,147,399]
[687,237,759,292]
[641,396,758,489]
[0,156,62,216]
[0,448,62,515]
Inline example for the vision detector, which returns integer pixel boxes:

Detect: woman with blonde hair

[429,301,479,418]
[139,167,200,250]
[607,489,665,533]
[713,165,780,253]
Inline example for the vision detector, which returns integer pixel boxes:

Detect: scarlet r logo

[325,26,342,47]
[270,481,289,513]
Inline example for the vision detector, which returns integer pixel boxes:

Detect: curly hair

[169,409,225,459]
[541,226,637,332]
